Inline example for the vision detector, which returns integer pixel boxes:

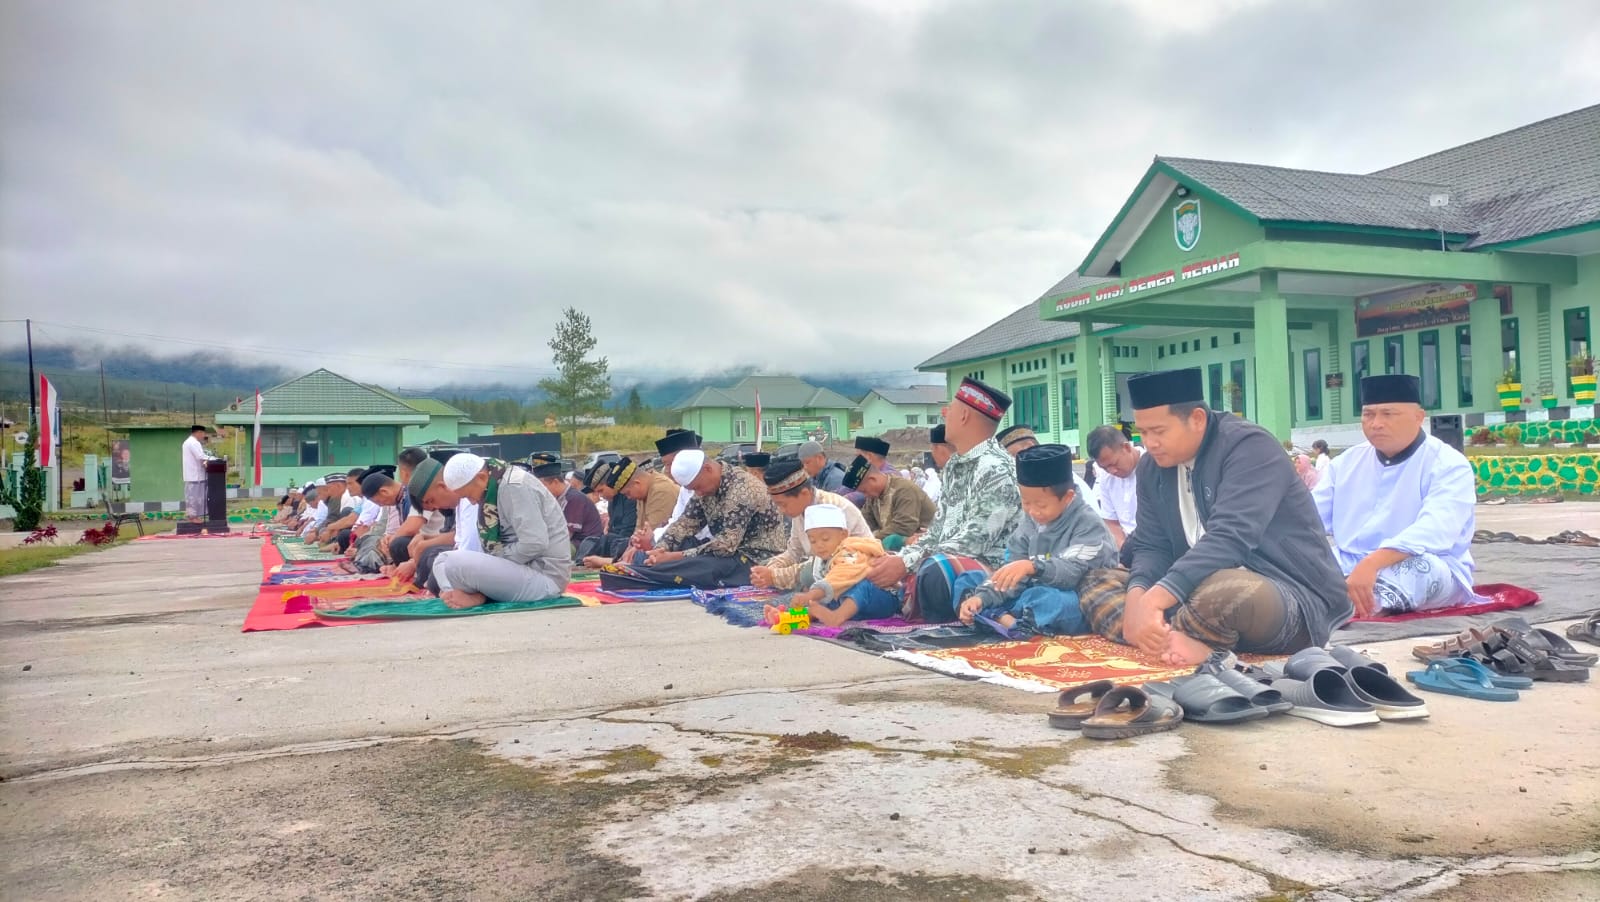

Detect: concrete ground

[1,527,1597,900]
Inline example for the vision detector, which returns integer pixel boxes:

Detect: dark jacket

[605,491,637,539]
[1126,411,1351,643]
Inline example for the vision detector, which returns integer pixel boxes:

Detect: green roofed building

[214,368,427,486]
[920,104,1600,450]
[676,375,858,444]
[399,397,473,446]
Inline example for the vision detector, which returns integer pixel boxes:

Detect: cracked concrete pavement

[2,513,1598,901]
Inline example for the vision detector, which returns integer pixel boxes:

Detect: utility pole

[101,361,112,458]
[26,319,36,429]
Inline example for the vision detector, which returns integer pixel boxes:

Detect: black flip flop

[1146,674,1268,724]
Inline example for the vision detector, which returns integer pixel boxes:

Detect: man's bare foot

[1160,630,1215,667]
[441,589,487,609]
[996,613,1017,629]
[581,555,613,569]
[762,604,783,626]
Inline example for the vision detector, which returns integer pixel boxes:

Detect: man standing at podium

[181,425,212,523]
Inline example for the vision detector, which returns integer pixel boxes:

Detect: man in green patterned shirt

[598,449,788,590]
[866,378,1022,620]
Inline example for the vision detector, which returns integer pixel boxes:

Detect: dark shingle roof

[1372,104,1600,247]
[918,273,1114,370]
[1159,157,1476,233]
[676,375,858,410]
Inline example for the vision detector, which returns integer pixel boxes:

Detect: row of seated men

[273,367,1479,666]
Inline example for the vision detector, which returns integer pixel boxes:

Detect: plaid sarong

[905,553,991,622]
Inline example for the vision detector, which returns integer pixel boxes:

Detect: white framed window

[761,418,775,438]
[734,419,750,439]
[906,415,919,426]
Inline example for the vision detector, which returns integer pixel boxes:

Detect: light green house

[401,397,473,445]
[920,105,1600,451]
[677,375,858,444]
[120,425,193,503]
[214,368,427,487]
[858,386,948,435]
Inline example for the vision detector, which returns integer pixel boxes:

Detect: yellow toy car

[771,605,811,635]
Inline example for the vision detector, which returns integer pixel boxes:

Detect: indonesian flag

[252,389,263,486]
[753,390,763,451]
[37,374,59,468]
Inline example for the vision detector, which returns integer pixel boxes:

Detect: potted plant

[1222,381,1243,414]
[1496,367,1522,412]
[1538,380,1559,410]
[1569,353,1596,404]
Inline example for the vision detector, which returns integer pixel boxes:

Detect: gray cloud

[2,0,1597,386]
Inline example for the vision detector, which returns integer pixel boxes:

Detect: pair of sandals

[1567,610,1600,648]
[1406,656,1531,702]
[1411,618,1594,683]
[1048,680,1182,740]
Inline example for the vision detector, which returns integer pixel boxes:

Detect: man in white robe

[1312,374,1481,616]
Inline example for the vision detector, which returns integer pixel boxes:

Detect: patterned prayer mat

[884,634,1274,693]
[690,586,794,628]
[241,579,413,632]
[276,540,343,562]
[314,596,583,620]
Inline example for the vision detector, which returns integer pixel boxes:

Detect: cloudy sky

[3,0,1597,386]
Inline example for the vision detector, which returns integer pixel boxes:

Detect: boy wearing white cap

[406,453,572,608]
[763,504,898,628]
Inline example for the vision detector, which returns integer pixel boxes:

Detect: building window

[1352,340,1371,414]
[300,437,320,467]
[1234,331,1242,344]
[762,418,775,438]
[261,427,298,468]
[1565,307,1591,362]
[1060,378,1078,429]
[1303,349,1324,420]
[1502,317,1520,382]
[1229,359,1247,414]
[1211,336,1219,349]
[734,419,750,439]
[1158,346,1165,359]
[1455,326,1473,407]
[1384,335,1404,374]
[1208,363,1224,410]
[1418,331,1441,409]
[1013,384,1050,432]
[906,415,919,426]
[1169,343,1177,356]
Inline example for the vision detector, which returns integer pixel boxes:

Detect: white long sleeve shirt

[181,436,209,482]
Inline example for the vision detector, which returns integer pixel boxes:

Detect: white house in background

[858,386,948,435]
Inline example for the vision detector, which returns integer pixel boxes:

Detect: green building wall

[680,407,855,443]
[403,415,465,447]
[859,397,945,434]
[123,427,192,503]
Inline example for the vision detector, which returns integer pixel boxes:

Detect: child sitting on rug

[763,505,902,628]
[956,444,1118,636]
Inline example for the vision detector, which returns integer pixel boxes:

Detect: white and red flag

[252,389,263,486]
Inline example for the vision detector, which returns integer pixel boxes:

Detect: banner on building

[776,417,833,444]
[110,440,131,483]
[1355,282,1512,338]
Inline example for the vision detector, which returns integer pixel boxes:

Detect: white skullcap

[312,477,327,487]
[803,504,847,531]
[670,449,706,485]
[442,452,487,490]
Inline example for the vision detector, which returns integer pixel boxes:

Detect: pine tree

[13,429,45,530]
[537,308,611,449]
[624,387,648,425]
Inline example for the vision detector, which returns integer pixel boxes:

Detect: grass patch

[0,523,172,578]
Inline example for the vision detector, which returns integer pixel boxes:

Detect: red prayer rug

[1347,583,1539,624]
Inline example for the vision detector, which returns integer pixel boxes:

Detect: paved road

[1,537,1597,900]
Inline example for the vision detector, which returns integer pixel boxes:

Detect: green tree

[7,429,45,530]
[623,387,649,425]
[537,308,611,448]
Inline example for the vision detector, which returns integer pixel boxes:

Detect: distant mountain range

[0,344,940,416]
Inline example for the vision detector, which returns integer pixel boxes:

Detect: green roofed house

[676,375,858,444]
[858,386,948,435]
[399,397,473,446]
[214,368,427,487]
[919,104,1600,452]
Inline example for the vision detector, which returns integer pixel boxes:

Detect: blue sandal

[1405,659,1520,701]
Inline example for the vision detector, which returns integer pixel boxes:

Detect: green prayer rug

[315,596,584,620]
